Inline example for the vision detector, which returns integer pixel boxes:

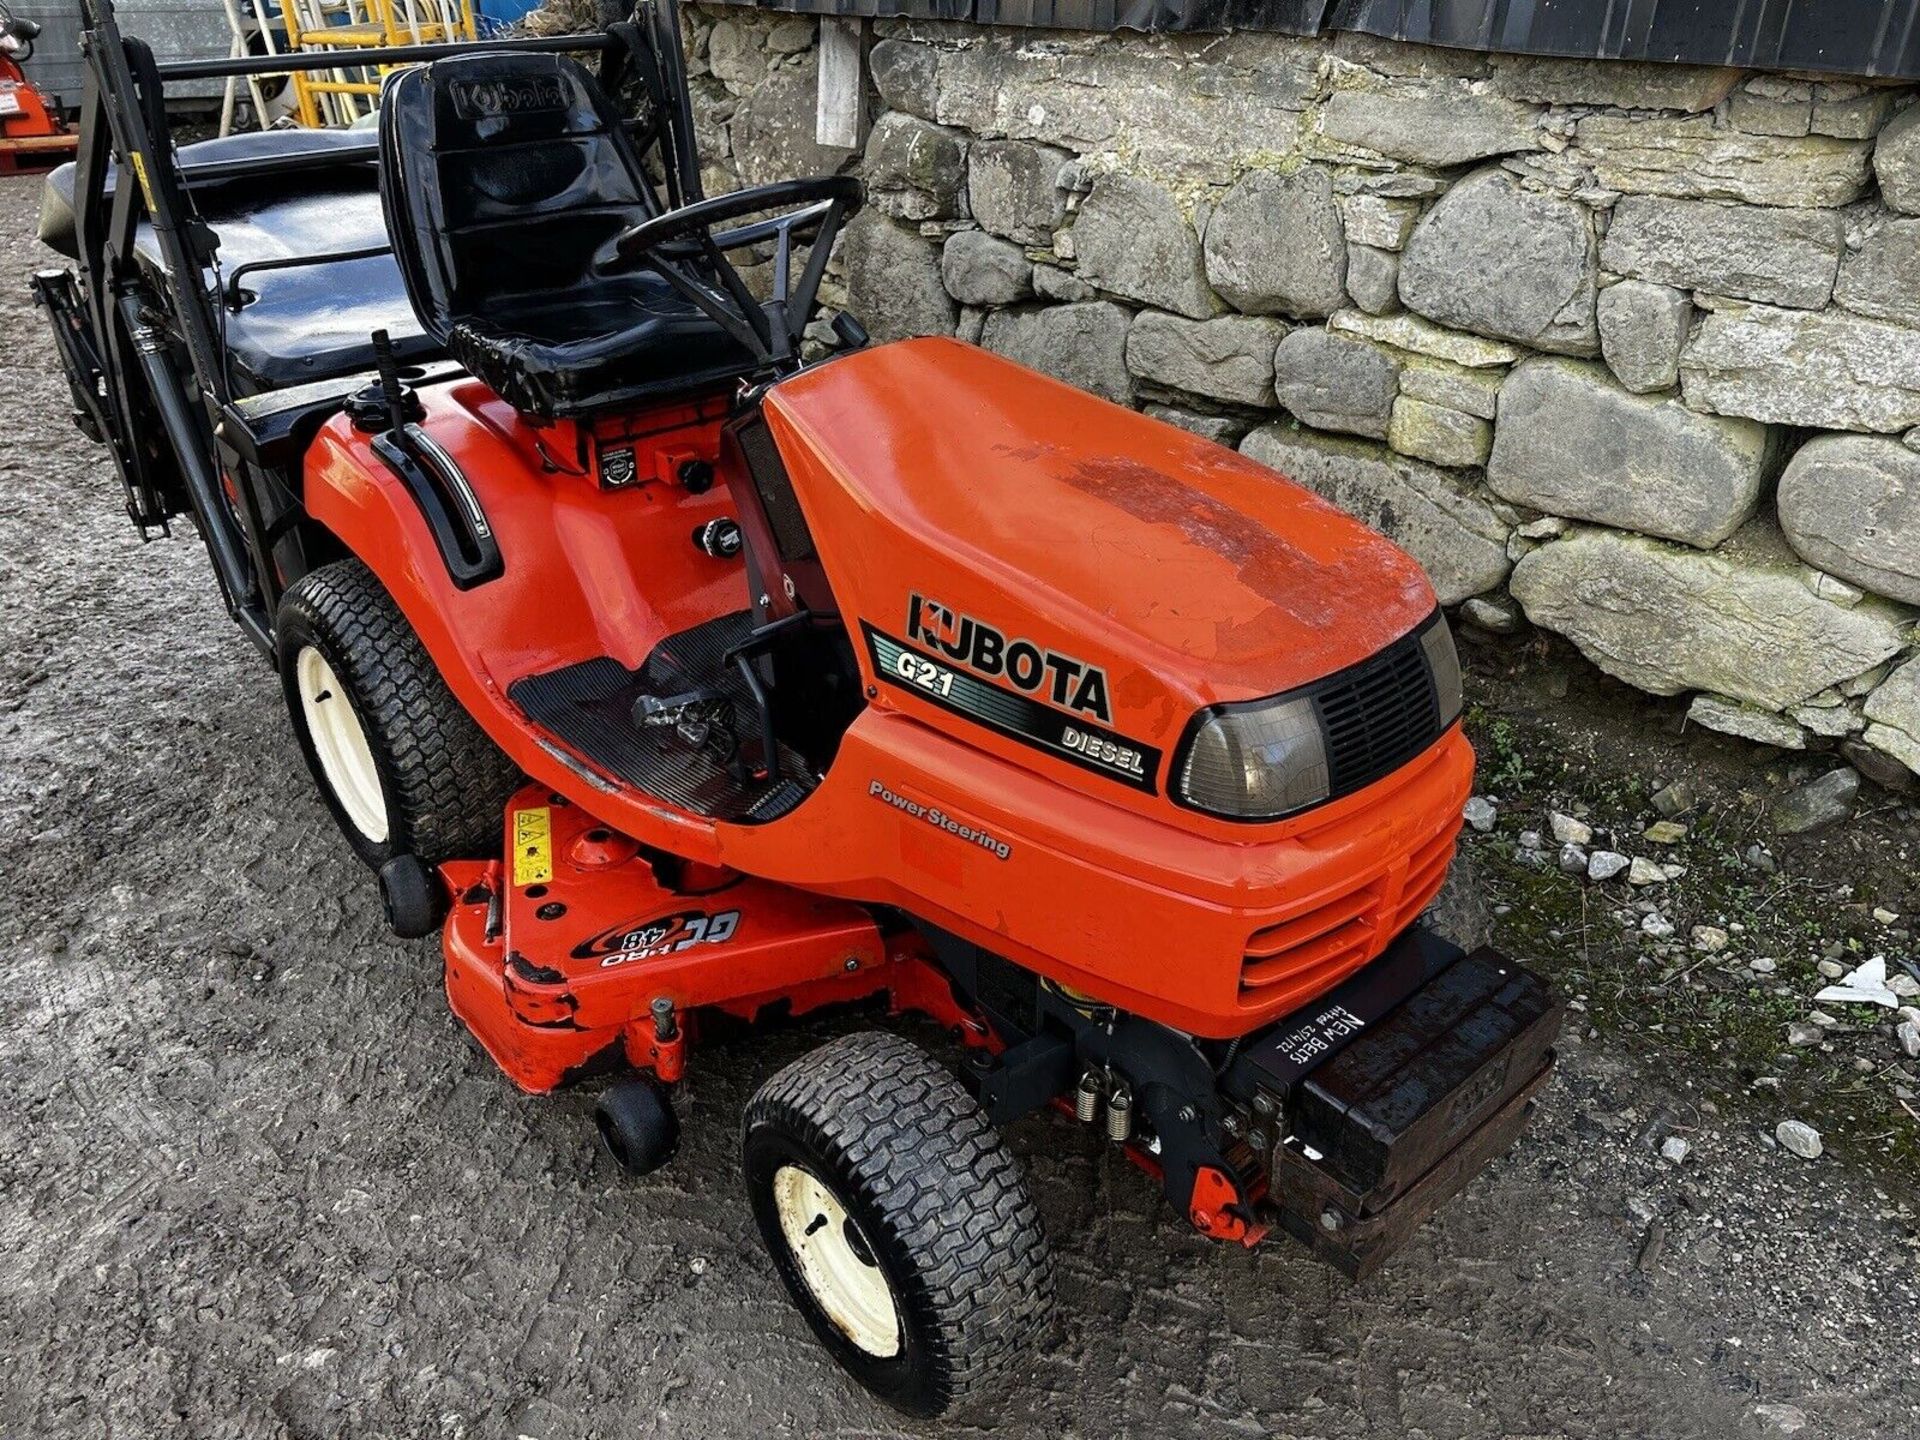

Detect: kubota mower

[34,0,1562,1415]
[0,3,76,174]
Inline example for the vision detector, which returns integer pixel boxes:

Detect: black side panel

[720,404,837,625]
[734,407,815,562]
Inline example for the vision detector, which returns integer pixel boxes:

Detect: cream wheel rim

[295,646,389,843]
[773,1164,901,1358]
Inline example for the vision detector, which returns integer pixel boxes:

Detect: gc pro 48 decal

[572,909,741,968]
[864,622,1161,793]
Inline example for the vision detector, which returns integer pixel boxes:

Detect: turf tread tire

[277,559,519,868]
[742,1030,1053,1417]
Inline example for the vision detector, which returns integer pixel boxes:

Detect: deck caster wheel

[377,854,443,938]
[741,1031,1053,1418]
[595,1078,680,1176]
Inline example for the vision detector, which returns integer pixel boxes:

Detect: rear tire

[741,1031,1053,1417]
[277,559,519,869]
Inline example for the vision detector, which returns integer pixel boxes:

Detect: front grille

[1241,882,1385,1000]
[1237,808,1461,1007]
[1310,628,1442,800]
[1392,825,1457,931]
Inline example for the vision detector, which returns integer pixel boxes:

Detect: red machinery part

[0,55,75,175]
[441,786,986,1093]
[1188,1163,1268,1246]
[304,356,1472,1042]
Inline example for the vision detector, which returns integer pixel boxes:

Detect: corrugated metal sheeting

[12,0,87,105]
[15,0,241,107]
[710,0,1920,79]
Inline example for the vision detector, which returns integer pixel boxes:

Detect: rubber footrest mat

[507,611,810,824]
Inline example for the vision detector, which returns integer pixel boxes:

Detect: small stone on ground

[1771,768,1862,835]
[1774,1119,1824,1160]
[1588,850,1630,880]
[1550,811,1593,846]
[1651,780,1696,817]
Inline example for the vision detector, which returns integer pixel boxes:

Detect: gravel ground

[1,178,1916,1440]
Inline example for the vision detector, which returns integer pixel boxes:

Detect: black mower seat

[39,129,440,395]
[379,52,757,420]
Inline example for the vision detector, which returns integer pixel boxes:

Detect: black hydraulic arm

[641,0,704,209]
[73,0,272,644]
[120,295,271,652]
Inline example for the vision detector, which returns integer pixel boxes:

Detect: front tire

[741,1031,1053,1417]
[276,559,519,869]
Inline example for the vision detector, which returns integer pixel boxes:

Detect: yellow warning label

[511,807,553,887]
[127,150,156,211]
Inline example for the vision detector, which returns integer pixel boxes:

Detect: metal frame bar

[57,0,702,659]
[160,30,619,80]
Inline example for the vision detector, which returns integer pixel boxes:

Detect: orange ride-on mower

[0,3,76,174]
[34,0,1562,1415]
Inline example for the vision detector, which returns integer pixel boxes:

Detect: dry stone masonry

[686,8,1920,782]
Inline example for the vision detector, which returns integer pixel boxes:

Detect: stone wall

[685,7,1920,786]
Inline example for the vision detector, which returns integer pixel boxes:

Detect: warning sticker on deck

[512,807,553,887]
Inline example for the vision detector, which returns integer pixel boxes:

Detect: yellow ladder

[276,0,478,127]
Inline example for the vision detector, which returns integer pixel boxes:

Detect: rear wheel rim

[773,1164,901,1359]
[295,646,389,844]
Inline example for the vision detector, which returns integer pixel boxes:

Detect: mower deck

[440,786,972,1093]
[439,792,1561,1271]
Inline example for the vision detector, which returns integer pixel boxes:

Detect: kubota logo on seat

[906,594,1111,722]
[449,75,570,120]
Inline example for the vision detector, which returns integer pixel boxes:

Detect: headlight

[1421,613,1464,726]
[1176,610,1462,822]
[1177,695,1330,820]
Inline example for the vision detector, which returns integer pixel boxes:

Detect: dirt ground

[1,179,1916,1440]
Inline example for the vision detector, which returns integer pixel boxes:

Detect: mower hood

[762,337,1439,751]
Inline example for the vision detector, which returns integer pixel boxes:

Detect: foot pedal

[635,687,737,752]
[507,612,809,823]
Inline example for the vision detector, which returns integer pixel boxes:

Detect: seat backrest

[379,52,664,344]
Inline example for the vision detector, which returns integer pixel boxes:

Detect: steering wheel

[601,175,864,368]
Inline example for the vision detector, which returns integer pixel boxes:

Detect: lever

[372,329,410,436]
[347,330,425,435]
[635,688,738,764]
[831,311,869,350]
